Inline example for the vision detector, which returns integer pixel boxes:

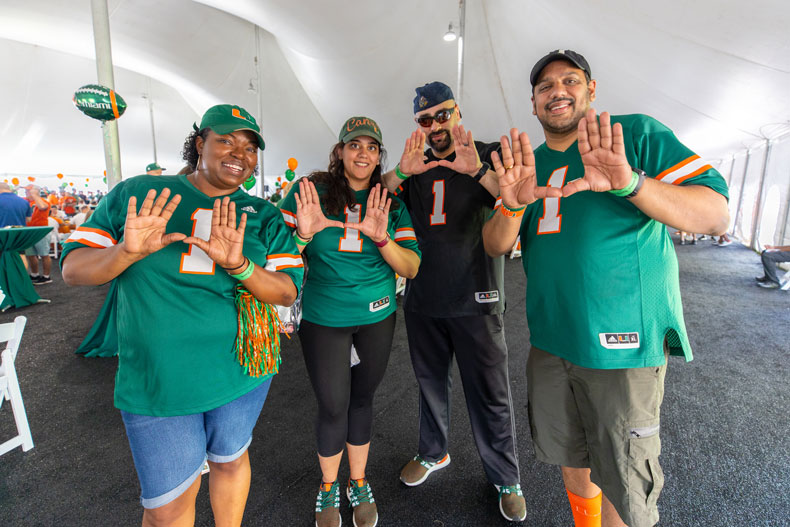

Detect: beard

[536,97,588,136]
[428,129,452,153]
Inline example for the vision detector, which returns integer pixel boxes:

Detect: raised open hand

[294,179,344,238]
[436,124,482,176]
[344,184,391,244]
[398,130,440,176]
[182,196,246,269]
[491,128,562,207]
[122,188,186,257]
[562,109,632,197]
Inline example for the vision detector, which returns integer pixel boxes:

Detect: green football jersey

[517,114,729,369]
[61,175,304,416]
[279,184,421,327]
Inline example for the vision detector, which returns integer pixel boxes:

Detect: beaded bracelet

[499,203,526,218]
[230,259,255,281]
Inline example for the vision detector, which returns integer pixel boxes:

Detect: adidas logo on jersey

[475,290,500,303]
[599,332,640,349]
[369,296,390,312]
[241,205,257,213]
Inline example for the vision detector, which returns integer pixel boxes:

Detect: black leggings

[298,313,396,457]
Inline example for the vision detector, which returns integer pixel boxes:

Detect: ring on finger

[505,164,514,170]
[378,206,385,210]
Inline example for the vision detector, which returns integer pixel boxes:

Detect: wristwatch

[473,161,491,182]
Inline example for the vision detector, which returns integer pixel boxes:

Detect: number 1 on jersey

[537,166,568,235]
[180,209,215,274]
[430,180,446,225]
[339,206,363,252]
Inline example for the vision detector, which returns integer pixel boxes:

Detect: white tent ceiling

[0,0,788,189]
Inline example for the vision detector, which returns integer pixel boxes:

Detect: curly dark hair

[307,141,395,217]
[181,128,260,176]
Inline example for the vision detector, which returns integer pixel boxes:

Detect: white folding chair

[780,269,790,291]
[0,316,34,456]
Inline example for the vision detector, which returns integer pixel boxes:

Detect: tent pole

[732,150,750,244]
[456,0,466,106]
[750,140,771,247]
[255,25,264,198]
[90,0,122,189]
[146,77,158,164]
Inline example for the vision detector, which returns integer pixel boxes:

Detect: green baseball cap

[193,104,265,150]
[338,116,383,144]
[146,162,165,172]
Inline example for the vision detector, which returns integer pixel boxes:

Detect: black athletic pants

[298,313,396,457]
[404,311,520,485]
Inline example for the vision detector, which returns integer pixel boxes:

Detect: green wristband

[395,164,409,180]
[230,259,254,281]
[608,171,639,197]
[294,232,312,246]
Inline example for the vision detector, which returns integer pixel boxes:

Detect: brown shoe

[497,484,527,522]
[347,478,378,527]
[315,481,342,527]
[399,453,451,486]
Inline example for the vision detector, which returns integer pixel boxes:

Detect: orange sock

[566,488,602,527]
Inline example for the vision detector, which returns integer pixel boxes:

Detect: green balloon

[103,177,107,183]
[73,84,127,122]
[242,175,256,190]
[85,183,89,187]
[285,169,295,181]
[61,182,68,188]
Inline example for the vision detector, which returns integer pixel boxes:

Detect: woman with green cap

[61,104,304,527]
[279,116,421,527]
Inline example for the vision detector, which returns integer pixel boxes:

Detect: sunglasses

[415,107,456,127]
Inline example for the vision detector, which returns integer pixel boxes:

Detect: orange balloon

[57,173,64,179]
[69,182,74,186]
[86,178,90,182]
[103,170,107,176]
[11,178,19,185]
[277,176,282,182]
[281,182,288,190]
[287,158,298,171]
[27,176,35,182]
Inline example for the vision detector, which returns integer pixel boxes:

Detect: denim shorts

[120,378,272,509]
[24,236,51,257]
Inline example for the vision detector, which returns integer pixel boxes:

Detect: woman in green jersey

[279,116,421,527]
[62,104,304,527]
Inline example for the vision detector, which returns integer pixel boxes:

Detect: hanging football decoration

[73,84,127,121]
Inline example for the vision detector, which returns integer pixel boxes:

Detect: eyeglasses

[415,107,456,127]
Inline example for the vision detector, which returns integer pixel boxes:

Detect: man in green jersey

[482,50,730,527]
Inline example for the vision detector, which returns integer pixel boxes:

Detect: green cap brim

[192,123,265,151]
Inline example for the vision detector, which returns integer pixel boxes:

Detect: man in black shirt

[382,82,525,522]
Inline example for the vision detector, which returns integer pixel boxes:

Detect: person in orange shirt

[25,186,53,284]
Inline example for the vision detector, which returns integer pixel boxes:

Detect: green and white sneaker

[495,483,527,522]
[347,478,378,527]
[315,480,342,527]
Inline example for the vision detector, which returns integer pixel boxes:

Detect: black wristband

[625,167,647,199]
[473,161,491,182]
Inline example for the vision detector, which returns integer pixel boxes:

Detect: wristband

[230,258,254,281]
[294,231,312,246]
[499,201,526,218]
[221,258,247,272]
[394,164,409,180]
[624,168,647,199]
[608,170,640,197]
[374,233,390,248]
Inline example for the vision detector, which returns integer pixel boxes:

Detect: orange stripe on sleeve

[656,155,699,180]
[672,165,713,185]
